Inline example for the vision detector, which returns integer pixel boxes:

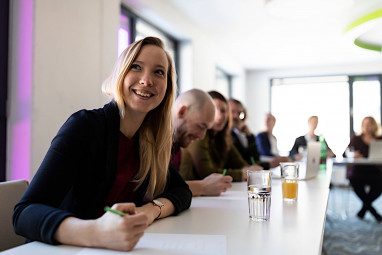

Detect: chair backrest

[0,180,29,251]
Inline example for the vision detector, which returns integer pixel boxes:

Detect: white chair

[0,180,28,251]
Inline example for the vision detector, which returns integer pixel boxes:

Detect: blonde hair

[102,37,177,198]
[362,116,380,138]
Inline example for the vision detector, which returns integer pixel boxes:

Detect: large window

[271,75,382,156]
[352,76,381,135]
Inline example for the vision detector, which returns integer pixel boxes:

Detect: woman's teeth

[135,90,151,97]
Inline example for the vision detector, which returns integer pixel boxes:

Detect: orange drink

[282,179,298,200]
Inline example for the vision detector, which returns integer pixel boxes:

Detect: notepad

[77,233,227,255]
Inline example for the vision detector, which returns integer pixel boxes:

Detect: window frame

[0,0,10,181]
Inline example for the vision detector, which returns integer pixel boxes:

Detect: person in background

[229,98,271,169]
[13,37,192,251]
[179,90,262,182]
[343,116,382,222]
[256,113,291,165]
[172,89,233,196]
[289,115,335,161]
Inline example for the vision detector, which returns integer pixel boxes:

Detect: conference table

[1,168,331,255]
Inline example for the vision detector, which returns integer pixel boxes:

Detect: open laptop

[270,141,321,180]
[368,140,382,160]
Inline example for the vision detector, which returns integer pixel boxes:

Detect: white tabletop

[330,157,382,165]
[1,170,331,255]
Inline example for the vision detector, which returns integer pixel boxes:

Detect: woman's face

[362,118,374,135]
[212,98,228,133]
[265,114,275,131]
[122,44,168,117]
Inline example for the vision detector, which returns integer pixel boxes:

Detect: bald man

[171,89,233,196]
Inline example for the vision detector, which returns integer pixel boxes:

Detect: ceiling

[167,0,382,70]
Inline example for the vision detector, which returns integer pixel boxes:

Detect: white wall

[8,0,120,179]
[7,0,246,180]
[246,60,382,134]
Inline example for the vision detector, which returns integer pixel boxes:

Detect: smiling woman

[13,37,191,252]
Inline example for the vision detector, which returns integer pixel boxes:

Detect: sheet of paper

[199,190,246,200]
[76,233,226,255]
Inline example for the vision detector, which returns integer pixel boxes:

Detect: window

[215,67,232,98]
[352,76,381,135]
[271,76,350,156]
[270,74,382,157]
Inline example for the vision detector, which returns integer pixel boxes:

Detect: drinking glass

[247,170,272,221]
[280,162,299,201]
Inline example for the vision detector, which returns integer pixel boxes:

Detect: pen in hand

[104,206,128,217]
[222,169,227,176]
[250,156,256,165]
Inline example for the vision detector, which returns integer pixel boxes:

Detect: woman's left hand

[135,205,158,225]
[136,198,174,225]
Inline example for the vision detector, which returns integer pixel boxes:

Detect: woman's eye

[131,64,141,70]
[155,70,165,76]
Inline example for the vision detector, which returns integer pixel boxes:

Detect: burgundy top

[171,143,182,172]
[103,132,140,207]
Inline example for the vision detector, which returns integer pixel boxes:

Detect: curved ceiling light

[344,8,382,52]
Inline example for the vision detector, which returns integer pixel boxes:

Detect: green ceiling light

[344,8,382,52]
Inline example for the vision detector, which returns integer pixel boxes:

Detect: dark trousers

[349,169,382,216]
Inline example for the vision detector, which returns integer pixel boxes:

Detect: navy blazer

[13,102,191,244]
[256,131,274,157]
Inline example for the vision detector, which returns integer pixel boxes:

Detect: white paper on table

[199,190,246,200]
[76,233,226,255]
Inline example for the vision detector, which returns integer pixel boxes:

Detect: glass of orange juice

[280,163,299,201]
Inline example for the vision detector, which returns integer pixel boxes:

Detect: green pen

[250,156,256,165]
[104,206,128,217]
[222,168,227,176]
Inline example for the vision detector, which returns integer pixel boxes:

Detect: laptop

[368,140,382,160]
[270,141,321,180]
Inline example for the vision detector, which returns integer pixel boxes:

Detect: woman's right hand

[54,203,148,252]
[94,203,148,251]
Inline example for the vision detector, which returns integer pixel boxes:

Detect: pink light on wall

[10,0,33,181]
[118,27,129,57]
[118,13,130,57]
[11,121,30,180]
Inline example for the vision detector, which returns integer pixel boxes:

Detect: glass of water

[247,170,272,221]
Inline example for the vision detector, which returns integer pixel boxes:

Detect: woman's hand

[242,165,264,181]
[136,198,175,225]
[54,203,148,252]
[94,203,148,251]
[353,150,363,158]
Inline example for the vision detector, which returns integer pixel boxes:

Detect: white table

[329,157,382,166]
[1,170,331,255]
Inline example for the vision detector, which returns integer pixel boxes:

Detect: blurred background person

[256,113,291,166]
[289,115,335,161]
[179,91,262,182]
[343,116,382,222]
[229,98,270,169]
[172,89,233,196]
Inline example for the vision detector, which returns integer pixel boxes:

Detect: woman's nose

[139,72,153,86]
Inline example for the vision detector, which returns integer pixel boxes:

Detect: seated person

[13,37,192,251]
[179,91,262,182]
[289,115,335,161]
[256,113,291,166]
[228,98,269,169]
[343,116,382,222]
[172,89,233,196]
